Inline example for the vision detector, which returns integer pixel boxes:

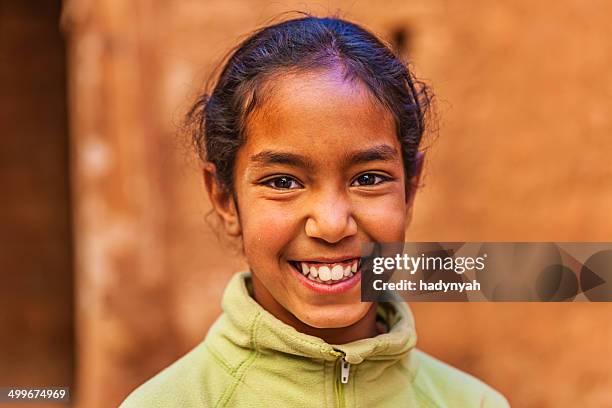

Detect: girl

[121,15,508,408]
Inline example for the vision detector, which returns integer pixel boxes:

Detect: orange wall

[6,0,605,406]
[0,0,73,395]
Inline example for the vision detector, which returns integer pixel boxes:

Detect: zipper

[333,354,350,408]
[340,358,350,384]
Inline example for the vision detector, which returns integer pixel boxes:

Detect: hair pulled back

[189,15,433,195]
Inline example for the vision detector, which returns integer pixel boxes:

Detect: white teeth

[331,265,344,280]
[344,265,351,277]
[318,266,331,281]
[296,259,360,284]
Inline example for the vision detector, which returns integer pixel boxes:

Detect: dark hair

[189,15,433,196]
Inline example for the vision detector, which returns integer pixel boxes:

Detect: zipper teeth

[334,357,350,408]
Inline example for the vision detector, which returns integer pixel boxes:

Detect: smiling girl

[121,15,508,408]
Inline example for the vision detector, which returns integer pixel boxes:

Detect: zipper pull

[340,358,350,384]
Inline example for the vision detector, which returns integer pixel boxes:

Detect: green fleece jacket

[121,272,509,407]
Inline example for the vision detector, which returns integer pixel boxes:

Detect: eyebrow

[348,144,399,164]
[249,144,399,170]
[250,150,315,170]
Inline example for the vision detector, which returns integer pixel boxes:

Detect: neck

[251,274,379,344]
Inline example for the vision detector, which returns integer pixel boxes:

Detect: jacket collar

[219,272,417,365]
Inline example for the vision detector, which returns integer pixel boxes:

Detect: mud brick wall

[0,0,73,396]
[2,1,610,407]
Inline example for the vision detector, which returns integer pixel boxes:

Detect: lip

[295,255,361,263]
[289,261,361,294]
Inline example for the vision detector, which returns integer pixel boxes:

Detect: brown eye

[264,176,302,190]
[351,173,389,187]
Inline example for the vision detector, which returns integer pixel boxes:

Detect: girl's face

[216,69,416,329]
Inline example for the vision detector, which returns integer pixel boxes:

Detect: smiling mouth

[289,258,361,284]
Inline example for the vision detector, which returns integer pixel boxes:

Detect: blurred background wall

[1,0,611,407]
[0,0,73,403]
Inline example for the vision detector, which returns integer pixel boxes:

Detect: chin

[295,302,372,329]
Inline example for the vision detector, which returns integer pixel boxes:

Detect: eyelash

[261,175,303,190]
[350,173,393,187]
[260,173,391,190]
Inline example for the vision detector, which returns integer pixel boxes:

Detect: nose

[304,189,357,244]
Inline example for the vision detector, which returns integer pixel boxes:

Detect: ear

[405,151,425,227]
[202,162,242,237]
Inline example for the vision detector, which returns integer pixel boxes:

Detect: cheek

[355,195,408,241]
[240,202,300,262]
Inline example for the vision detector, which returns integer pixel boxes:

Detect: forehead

[243,69,398,156]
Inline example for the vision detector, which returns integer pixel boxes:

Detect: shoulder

[119,338,227,408]
[408,348,510,408]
